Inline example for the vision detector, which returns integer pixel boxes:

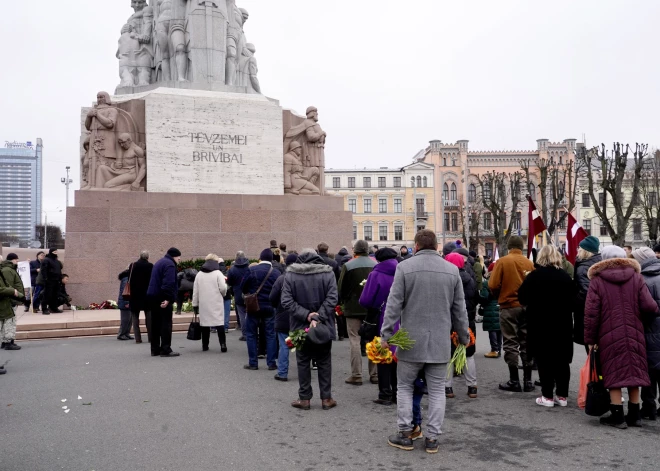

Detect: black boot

[600,404,627,429]
[0,342,6,349]
[499,365,522,392]
[218,329,227,353]
[626,402,642,427]
[641,403,657,421]
[523,367,535,392]
[4,340,21,351]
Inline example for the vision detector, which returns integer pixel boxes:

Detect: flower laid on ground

[335,305,344,317]
[88,300,119,310]
[285,329,307,352]
[451,328,475,348]
[359,279,367,287]
[366,337,393,364]
[447,344,468,378]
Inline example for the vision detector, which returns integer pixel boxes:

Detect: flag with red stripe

[566,212,588,264]
[527,196,546,258]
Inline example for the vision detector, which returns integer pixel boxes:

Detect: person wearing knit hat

[242,248,281,370]
[488,234,536,392]
[146,248,182,357]
[442,242,457,257]
[601,245,627,260]
[653,244,660,259]
[375,248,398,263]
[632,247,656,263]
[579,236,600,255]
[574,238,603,352]
[166,247,182,258]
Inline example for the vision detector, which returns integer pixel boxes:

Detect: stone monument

[68,1,352,305]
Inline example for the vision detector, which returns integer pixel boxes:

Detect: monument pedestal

[65,190,352,306]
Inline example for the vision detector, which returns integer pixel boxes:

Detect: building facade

[0,139,43,243]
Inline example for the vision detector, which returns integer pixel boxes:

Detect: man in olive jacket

[381,230,469,453]
[0,253,25,350]
[338,240,376,385]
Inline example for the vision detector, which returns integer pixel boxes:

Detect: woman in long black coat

[519,245,576,408]
[128,251,154,344]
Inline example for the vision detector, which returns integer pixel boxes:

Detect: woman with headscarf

[584,245,660,428]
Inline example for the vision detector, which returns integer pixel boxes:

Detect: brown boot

[291,399,311,410]
[322,398,337,410]
[344,376,363,386]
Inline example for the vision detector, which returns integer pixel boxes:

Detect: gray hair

[236,250,246,258]
[140,250,150,260]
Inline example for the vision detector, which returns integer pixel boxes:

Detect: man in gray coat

[381,230,469,454]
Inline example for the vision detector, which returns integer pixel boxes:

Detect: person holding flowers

[381,230,469,454]
[281,249,338,411]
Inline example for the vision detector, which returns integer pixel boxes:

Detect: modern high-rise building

[0,139,43,243]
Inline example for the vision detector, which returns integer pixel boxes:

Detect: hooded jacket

[227,256,250,306]
[281,252,338,338]
[192,260,227,327]
[0,261,24,314]
[41,253,62,284]
[319,252,340,280]
[359,258,398,331]
[573,253,602,345]
[0,265,18,321]
[335,248,349,266]
[638,258,660,371]
[584,258,659,388]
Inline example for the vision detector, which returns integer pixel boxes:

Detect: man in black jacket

[128,250,153,343]
[147,248,181,358]
[41,249,63,314]
[227,251,250,341]
[318,242,345,340]
[29,252,45,312]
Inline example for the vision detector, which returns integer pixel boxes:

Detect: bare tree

[547,159,581,240]
[577,142,648,247]
[457,193,486,251]
[520,158,552,226]
[479,171,524,255]
[635,149,660,245]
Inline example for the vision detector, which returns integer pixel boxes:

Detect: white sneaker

[535,396,554,408]
[554,396,568,407]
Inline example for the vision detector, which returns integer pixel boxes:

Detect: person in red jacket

[585,245,660,429]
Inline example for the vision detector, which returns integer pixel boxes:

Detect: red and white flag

[566,212,588,265]
[494,246,499,261]
[527,196,547,259]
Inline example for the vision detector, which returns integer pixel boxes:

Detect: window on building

[443,183,449,200]
[483,185,491,202]
[444,213,450,232]
[423,177,428,188]
[394,198,402,213]
[363,199,372,213]
[634,218,643,240]
[394,225,403,241]
[364,226,373,241]
[363,177,371,188]
[529,183,536,201]
[470,212,477,229]
[582,193,590,207]
[332,177,340,188]
[468,184,476,203]
[484,213,492,230]
[353,224,357,240]
[451,213,458,232]
[348,198,357,213]
[450,183,457,201]
[443,157,447,166]
[650,192,658,207]
[410,176,415,188]
[514,182,521,201]
[599,193,605,207]
[558,211,566,230]
[416,198,425,215]
[583,219,592,236]
[485,243,494,257]
[417,176,422,188]
[379,198,387,213]
[348,177,355,188]
[600,219,607,236]
[558,181,565,199]
[393,177,401,188]
[378,177,386,188]
[513,212,522,230]
[379,225,388,241]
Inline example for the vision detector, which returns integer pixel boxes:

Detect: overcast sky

[2,0,659,229]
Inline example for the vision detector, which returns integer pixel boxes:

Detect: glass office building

[0,139,43,243]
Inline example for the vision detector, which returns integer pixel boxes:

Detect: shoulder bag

[121,264,134,300]
[244,267,274,314]
[585,346,611,417]
[187,312,202,341]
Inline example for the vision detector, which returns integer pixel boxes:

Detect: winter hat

[455,240,462,248]
[601,245,626,260]
[454,248,470,258]
[469,250,477,258]
[285,254,298,266]
[353,240,369,255]
[579,236,600,254]
[6,253,18,261]
[445,253,465,269]
[259,248,274,262]
[507,236,524,251]
[442,242,458,256]
[632,247,656,263]
[48,248,58,255]
[167,247,182,257]
[375,248,398,263]
[653,244,660,254]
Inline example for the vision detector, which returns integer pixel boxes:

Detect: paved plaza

[1,329,657,471]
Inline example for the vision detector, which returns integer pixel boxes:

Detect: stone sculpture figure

[155,0,190,82]
[116,0,155,87]
[239,43,261,94]
[95,134,147,191]
[284,106,327,169]
[80,134,91,189]
[284,141,320,195]
[226,2,248,86]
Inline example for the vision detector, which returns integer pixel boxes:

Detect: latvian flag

[566,212,588,264]
[527,196,546,259]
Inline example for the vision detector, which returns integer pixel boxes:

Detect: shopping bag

[187,315,202,341]
[577,353,590,409]
[585,347,610,417]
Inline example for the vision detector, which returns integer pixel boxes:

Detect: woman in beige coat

[192,254,228,352]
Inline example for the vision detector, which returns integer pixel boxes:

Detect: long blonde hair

[537,245,563,269]
[577,247,595,261]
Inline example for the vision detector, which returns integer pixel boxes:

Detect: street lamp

[42,209,62,250]
[61,166,73,208]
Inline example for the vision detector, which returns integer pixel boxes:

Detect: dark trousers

[131,308,151,343]
[641,368,660,414]
[246,312,276,368]
[43,282,59,311]
[377,362,398,401]
[202,326,226,349]
[296,341,333,400]
[32,285,43,310]
[258,317,267,356]
[118,309,132,338]
[336,314,348,339]
[488,330,503,352]
[150,301,173,355]
[536,357,570,399]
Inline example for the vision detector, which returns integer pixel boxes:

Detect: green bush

[177,258,259,272]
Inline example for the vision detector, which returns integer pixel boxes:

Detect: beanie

[6,253,18,261]
[445,253,465,269]
[375,247,398,263]
[579,236,600,255]
[632,247,656,263]
[601,245,626,260]
[654,244,660,254]
[454,248,470,258]
[48,248,58,255]
[469,250,477,258]
[167,247,182,258]
[285,254,298,266]
[442,242,458,256]
[259,248,274,262]
[507,236,524,251]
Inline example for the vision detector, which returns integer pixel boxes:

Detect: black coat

[227,257,250,306]
[269,273,289,333]
[519,265,576,363]
[639,258,660,371]
[29,259,41,286]
[459,268,478,316]
[41,254,62,284]
[128,259,153,311]
[319,252,340,280]
[242,263,281,311]
[335,248,348,266]
[218,262,232,300]
[573,254,602,345]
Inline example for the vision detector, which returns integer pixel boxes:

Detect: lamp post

[61,166,73,208]
[42,209,62,250]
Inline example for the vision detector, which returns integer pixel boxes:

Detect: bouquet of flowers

[89,300,119,310]
[366,329,416,364]
[451,328,475,348]
[447,328,474,378]
[334,305,344,317]
[285,328,308,352]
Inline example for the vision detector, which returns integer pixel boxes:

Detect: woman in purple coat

[585,246,660,429]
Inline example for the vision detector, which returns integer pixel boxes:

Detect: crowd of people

[2,231,659,452]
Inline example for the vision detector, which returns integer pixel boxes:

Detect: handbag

[585,346,611,417]
[577,353,590,409]
[121,263,134,300]
[244,267,273,314]
[187,313,202,341]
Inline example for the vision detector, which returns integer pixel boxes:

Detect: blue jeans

[223,299,231,331]
[489,330,503,353]
[413,377,425,426]
[246,312,277,368]
[277,331,290,378]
